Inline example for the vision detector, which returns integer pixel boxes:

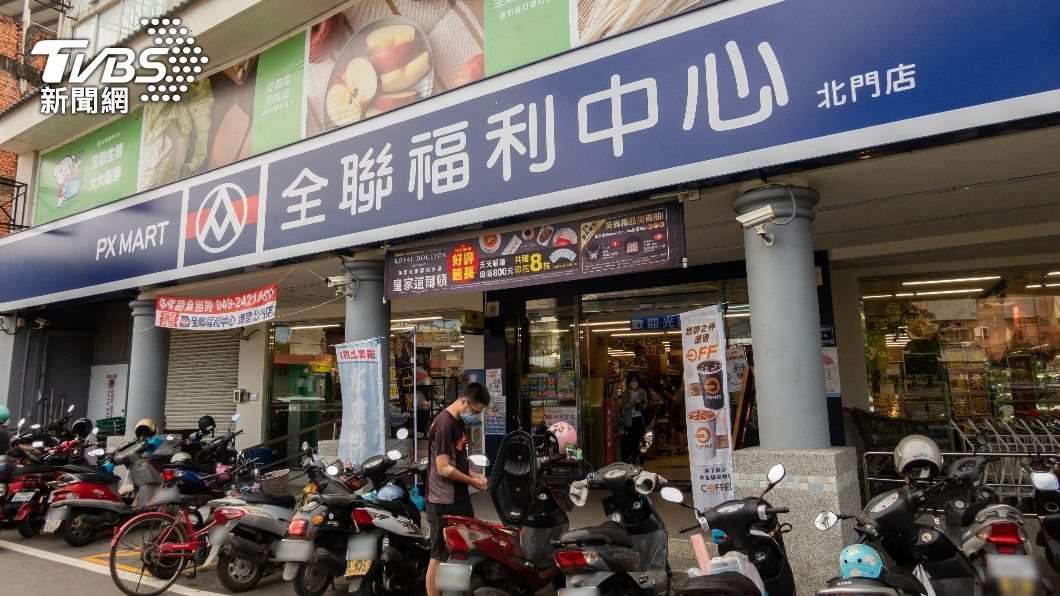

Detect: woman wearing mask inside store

[622,372,647,464]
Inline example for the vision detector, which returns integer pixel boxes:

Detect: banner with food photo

[137,33,306,191]
[680,304,735,510]
[384,202,684,297]
[306,0,486,136]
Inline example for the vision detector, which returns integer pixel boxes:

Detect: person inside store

[444,376,459,405]
[668,380,687,455]
[426,382,491,596]
[622,372,648,464]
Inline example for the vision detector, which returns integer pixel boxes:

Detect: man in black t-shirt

[425,382,490,596]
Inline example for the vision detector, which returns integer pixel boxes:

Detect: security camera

[735,205,776,229]
[735,205,776,247]
[326,274,353,288]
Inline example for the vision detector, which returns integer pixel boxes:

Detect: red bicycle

[107,458,257,596]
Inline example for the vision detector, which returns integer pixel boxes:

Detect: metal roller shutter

[164,330,239,431]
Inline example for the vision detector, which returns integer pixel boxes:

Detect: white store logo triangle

[196,182,248,254]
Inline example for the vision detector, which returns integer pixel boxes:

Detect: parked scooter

[280,428,435,596]
[552,459,671,596]
[1031,464,1060,574]
[660,463,795,595]
[436,427,575,596]
[813,528,929,596]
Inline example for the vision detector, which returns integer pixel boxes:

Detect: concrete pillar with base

[342,259,391,435]
[124,299,170,435]
[732,185,860,592]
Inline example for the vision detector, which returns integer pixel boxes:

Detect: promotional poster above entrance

[384,202,685,297]
[3,0,1059,310]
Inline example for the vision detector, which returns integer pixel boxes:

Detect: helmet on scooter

[547,421,578,456]
[0,404,9,425]
[376,483,405,502]
[170,452,192,464]
[134,418,158,439]
[197,415,216,435]
[894,434,943,480]
[71,417,93,438]
[840,544,883,579]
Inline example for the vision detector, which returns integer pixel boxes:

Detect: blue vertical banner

[336,337,386,466]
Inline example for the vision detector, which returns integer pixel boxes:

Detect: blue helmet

[840,544,883,579]
[0,404,9,425]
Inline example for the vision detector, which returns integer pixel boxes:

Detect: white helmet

[894,434,942,480]
[170,452,192,464]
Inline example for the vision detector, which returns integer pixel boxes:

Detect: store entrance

[515,279,752,483]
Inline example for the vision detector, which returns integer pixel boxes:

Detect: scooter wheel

[1047,546,1060,576]
[217,552,263,592]
[16,519,39,538]
[293,561,332,596]
[63,516,98,547]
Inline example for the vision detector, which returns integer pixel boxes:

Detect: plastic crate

[96,416,126,437]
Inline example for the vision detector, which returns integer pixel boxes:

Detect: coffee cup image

[688,409,718,458]
[697,359,725,409]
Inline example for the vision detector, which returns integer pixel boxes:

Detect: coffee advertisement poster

[680,305,734,510]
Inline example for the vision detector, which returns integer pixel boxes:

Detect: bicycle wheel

[109,512,189,596]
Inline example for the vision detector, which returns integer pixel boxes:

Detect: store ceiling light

[612,331,666,337]
[592,327,631,333]
[1027,283,1060,288]
[583,320,633,326]
[861,294,893,299]
[440,349,455,352]
[390,325,415,331]
[894,292,915,297]
[289,324,341,330]
[549,329,569,333]
[724,313,751,318]
[901,275,1000,286]
[391,316,443,323]
[1046,271,1060,276]
[450,344,464,348]
[913,288,982,296]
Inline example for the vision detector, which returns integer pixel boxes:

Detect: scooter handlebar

[679,522,701,534]
[765,507,789,515]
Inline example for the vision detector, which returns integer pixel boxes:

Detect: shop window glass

[861,271,1060,448]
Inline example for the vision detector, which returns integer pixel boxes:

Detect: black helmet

[71,418,93,438]
[197,415,216,435]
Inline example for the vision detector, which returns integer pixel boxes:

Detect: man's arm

[435,452,485,490]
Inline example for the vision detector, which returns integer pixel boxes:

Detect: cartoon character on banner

[53,152,84,206]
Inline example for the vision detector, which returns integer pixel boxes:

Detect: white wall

[235,322,268,449]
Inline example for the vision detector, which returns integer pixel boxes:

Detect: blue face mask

[461,401,483,427]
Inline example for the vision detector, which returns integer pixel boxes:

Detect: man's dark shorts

[427,500,475,561]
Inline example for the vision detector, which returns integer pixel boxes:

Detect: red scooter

[436,429,573,596]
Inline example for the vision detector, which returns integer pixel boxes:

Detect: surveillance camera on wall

[326,274,354,288]
[736,205,776,229]
[735,205,777,247]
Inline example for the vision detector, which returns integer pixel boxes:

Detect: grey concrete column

[343,259,391,400]
[125,300,170,434]
[733,185,829,449]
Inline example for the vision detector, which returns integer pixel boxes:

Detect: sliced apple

[366,24,416,55]
[379,51,430,93]
[326,83,362,126]
[369,37,420,73]
[373,90,419,112]
[344,57,378,106]
[364,105,383,118]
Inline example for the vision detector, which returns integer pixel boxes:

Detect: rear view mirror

[89,448,106,457]
[67,405,76,413]
[815,511,839,531]
[325,465,339,476]
[231,413,241,422]
[660,486,685,504]
[396,427,409,440]
[1032,471,1060,492]
[17,417,25,427]
[166,435,176,441]
[91,427,99,436]
[301,441,310,451]
[767,464,786,485]
[468,454,489,467]
[419,457,429,466]
[31,441,43,448]
[387,450,402,461]
[31,423,41,430]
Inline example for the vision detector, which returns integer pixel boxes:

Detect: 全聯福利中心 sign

[2,0,1060,310]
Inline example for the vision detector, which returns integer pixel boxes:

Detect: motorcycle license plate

[10,491,33,503]
[345,559,372,577]
[988,554,1038,580]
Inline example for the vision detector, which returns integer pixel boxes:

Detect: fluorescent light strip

[612,332,666,337]
[440,349,455,352]
[901,275,1000,286]
[1048,272,1060,277]
[724,313,751,318]
[391,316,443,323]
[289,324,340,330]
[913,288,982,296]
[583,320,633,326]
[592,327,632,333]
[1027,283,1060,288]
[894,293,915,297]
[389,326,415,331]
[861,294,893,299]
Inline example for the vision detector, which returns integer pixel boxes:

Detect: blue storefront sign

[632,315,681,331]
[2,0,1059,310]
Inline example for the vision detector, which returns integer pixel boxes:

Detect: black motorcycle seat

[366,498,407,517]
[60,465,99,475]
[676,571,762,595]
[17,464,55,475]
[241,492,295,508]
[881,570,928,594]
[557,521,633,548]
[64,472,115,484]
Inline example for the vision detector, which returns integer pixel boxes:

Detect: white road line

[0,540,225,596]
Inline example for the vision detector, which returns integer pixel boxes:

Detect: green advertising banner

[484,0,571,76]
[35,111,143,226]
[253,31,307,153]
